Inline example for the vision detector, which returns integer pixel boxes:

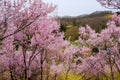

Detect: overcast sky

[43,0,115,17]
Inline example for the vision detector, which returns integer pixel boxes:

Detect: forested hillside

[59,11,112,41]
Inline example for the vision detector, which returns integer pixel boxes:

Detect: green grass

[64,26,79,41]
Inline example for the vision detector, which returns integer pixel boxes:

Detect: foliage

[60,24,66,32]
[64,26,79,41]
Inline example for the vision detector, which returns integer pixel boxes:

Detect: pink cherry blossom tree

[74,14,120,80]
[97,0,120,9]
[0,0,69,80]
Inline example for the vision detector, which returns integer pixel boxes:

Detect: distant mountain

[59,11,113,41]
[59,11,112,32]
[90,11,112,15]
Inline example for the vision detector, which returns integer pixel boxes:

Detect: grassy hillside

[59,11,113,41]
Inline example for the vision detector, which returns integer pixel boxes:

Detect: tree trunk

[40,52,43,80]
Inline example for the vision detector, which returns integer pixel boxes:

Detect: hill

[59,11,113,41]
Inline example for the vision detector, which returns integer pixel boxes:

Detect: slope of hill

[59,11,113,41]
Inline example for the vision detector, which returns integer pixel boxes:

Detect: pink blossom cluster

[73,14,120,79]
[97,0,120,9]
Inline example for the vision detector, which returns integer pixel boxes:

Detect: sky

[43,0,116,17]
